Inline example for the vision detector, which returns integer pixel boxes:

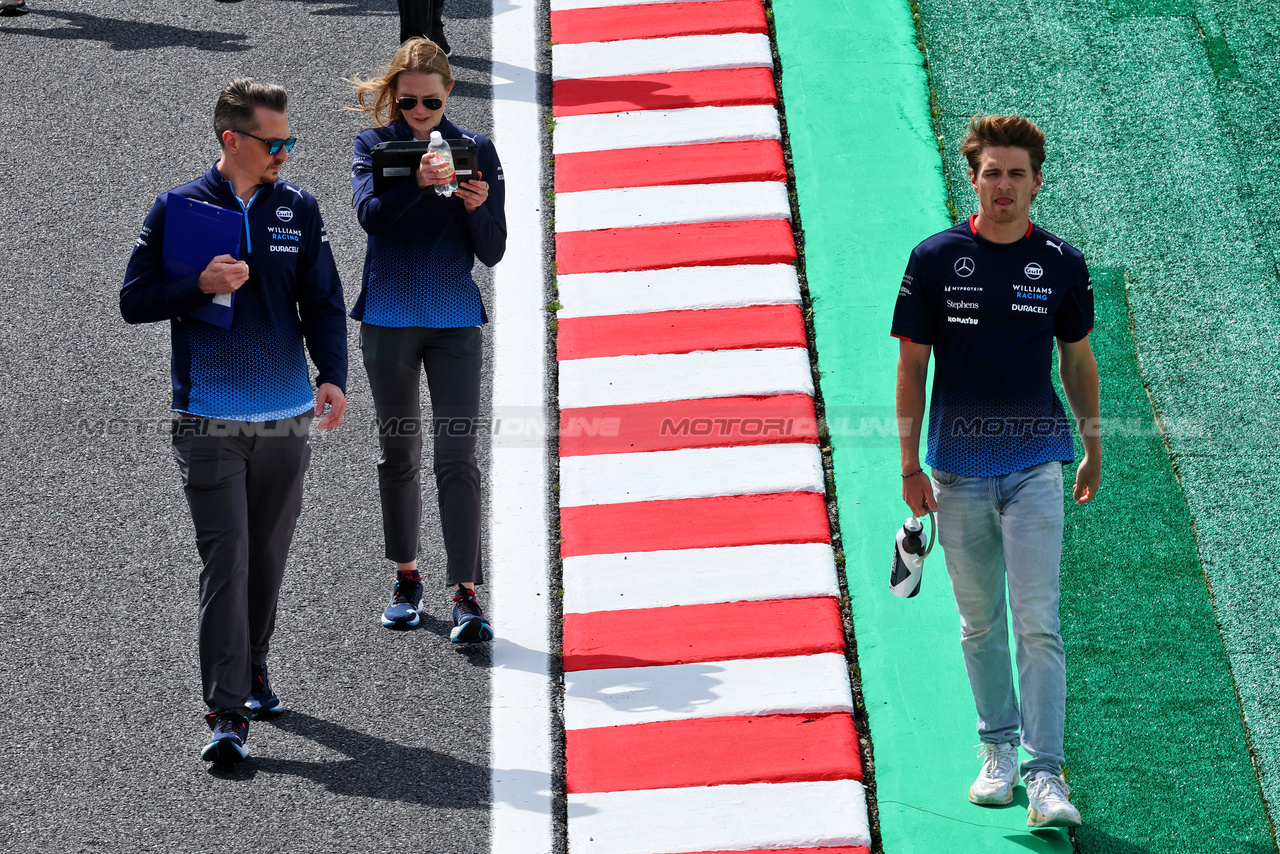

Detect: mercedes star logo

[954,257,975,278]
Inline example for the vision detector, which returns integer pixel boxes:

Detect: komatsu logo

[947,316,978,325]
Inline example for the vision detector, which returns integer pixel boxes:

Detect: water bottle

[428,131,458,196]
[890,510,935,599]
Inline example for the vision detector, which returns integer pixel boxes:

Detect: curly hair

[349,38,453,128]
[959,115,1046,175]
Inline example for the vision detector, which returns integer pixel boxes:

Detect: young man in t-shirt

[892,115,1101,828]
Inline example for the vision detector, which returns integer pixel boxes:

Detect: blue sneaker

[201,712,249,763]
[245,663,283,719]
[450,587,494,643]
[381,574,424,629]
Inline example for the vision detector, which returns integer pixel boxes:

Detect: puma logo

[1046,240,1064,255]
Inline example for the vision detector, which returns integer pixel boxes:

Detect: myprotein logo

[1024,262,1043,280]
[275,206,294,223]
[954,257,975,278]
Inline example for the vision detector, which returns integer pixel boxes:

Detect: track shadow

[552,79,701,113]
[269,0,391,16]
[448,55,551,106]
[209,710,489,808]
[564,658,723,717]
[0,10,249,52]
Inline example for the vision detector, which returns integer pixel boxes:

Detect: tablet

[370,138,480,196]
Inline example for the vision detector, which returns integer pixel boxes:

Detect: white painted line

[558,264,801,318]
[552,0,729,11]
[562,543,840,613]
[559,347,814,408]
[568,780,871,854]
[553,33,773,81]
[560,443,824,506]
[564,653,853,729]
[490,0,551,852]
[555,181,790,233]
[553,105,780,154]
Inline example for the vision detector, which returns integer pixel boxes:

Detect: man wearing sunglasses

[121,78,348,764]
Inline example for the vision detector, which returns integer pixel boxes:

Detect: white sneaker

[1026,774,1082,827]
[968,742,1020,805]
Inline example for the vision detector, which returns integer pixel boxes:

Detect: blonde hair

[349,38,453,128]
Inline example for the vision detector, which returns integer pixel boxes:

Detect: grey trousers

[172,414,312,717]
[360,323,483,586]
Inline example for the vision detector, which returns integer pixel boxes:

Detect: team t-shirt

[891,216,1094,477]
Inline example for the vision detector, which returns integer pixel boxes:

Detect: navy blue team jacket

[350,116,506,328]
[891,216,1094,477]
[122,165,348,421]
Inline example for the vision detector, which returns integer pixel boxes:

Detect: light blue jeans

[931,461,1066,781]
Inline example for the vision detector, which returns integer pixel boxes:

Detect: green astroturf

[1054,268,1272,852]
[915,0,1280,848]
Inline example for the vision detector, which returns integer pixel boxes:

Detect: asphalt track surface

[0,2,524,851]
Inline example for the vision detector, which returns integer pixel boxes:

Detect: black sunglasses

[232,129,297,155]
[397,96,444,112]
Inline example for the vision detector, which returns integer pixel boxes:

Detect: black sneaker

[201,712,249,763]
[0,0,29,15]
[381,573,425,629]
[245,663,283,719]
[450,587,493,643]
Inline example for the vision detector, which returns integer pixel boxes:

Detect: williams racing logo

[269,226,301,253]
[1011,282,1051,314]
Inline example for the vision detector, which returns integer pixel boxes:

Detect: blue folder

[162,192,243,330]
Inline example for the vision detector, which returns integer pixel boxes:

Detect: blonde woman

[349,38,505,641]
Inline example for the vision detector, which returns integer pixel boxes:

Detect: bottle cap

[430,130,443,141]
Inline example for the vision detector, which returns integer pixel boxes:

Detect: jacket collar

[201,162,276,206]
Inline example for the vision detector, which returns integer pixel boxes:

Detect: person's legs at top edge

[361,323,428,630]
[397,0,449,54]
[932,466,1022,805]
[422,325,490,643]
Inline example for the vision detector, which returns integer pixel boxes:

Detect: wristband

[902,468,924,478]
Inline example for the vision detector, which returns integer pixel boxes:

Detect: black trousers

[172,414,312,717]
[360,323,483,586]
[398,0,444,44]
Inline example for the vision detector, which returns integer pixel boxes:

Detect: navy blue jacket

[122,164,348,421]
[350,116,506,327]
